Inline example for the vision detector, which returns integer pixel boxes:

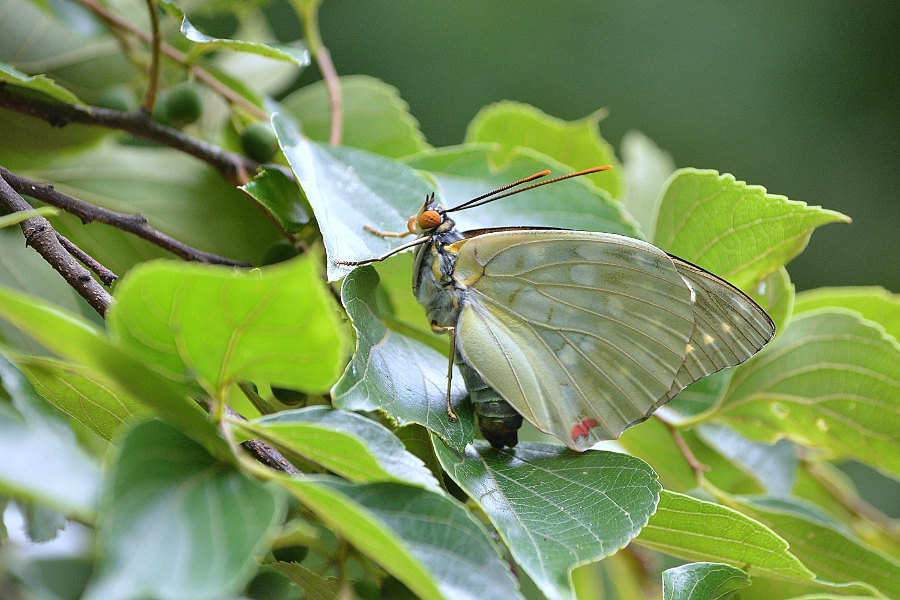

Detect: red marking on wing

[571,418,599,441]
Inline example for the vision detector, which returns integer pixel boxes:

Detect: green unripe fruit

[96,86,136,113]
[380,576,418,600]
[271,386,307,406]
[241,121,279,162]
[271,544,309,563]
[160,82,203,126]
[352,580,381,600]
[261,240,300,266]
[245,569,292,600]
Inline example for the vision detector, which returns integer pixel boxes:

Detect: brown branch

[0,166,249,266]
[0,174,112,316]
[55,231,118,286]
[224,405,301,475]
[0,85,259,186]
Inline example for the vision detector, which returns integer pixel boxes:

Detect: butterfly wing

[664,257,775,401]
[452,230,698,450]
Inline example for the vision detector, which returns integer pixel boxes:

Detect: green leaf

[240,165,309,233]
[270,562,341,599]
[662,562,750,600]
[83,420,283,600]
[750,267,795,334]
[108,255,350,396]
[620,129,676,237]
[0,398,99,522]
[465,101,624,199]
[283,477,518,600]
[24,144,283,271]
[0,206,59,228]
[332,266,474,450]
[653,169,851,290]
[15,355,146,441]
[405,145,639,237]
[0,0,132,102]
[435,441,660,600]
[733,496,899,598]
[274,114,434,281]
[714,310,900,479]
[281,74,429,158]
[0,284,226,455]
[158,0,310,67]
[636,490,814,581]
[618,417,695,491]
[0,61,84,104]
[695,424,797,496]
[794,286,899,342]
[0,228,87,354]
[0,350,72,434]
[332,479,521,600]
[236,406,439,488]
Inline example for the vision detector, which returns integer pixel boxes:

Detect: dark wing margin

[666,256,776,400]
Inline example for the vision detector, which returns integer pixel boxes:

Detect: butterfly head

[407,192,452,235]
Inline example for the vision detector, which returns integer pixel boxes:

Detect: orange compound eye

[418,210,442,229]
[407,215,418,233]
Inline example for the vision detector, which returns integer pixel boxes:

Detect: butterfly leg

[432,324,459,422]
[363,224,411,238]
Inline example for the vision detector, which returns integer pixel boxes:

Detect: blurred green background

[276,0,898,293]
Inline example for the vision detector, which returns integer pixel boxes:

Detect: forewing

[453,230,696,450]
[665,257,776,400]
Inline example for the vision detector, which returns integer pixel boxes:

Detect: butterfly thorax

[411,224,468,330]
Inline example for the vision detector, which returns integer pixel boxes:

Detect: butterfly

[340,167,775,451]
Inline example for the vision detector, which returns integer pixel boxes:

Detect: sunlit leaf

[620,129,676,236]
[465,101,623,199]
[236,406,439,488]
[794,286,899,342]
[108,255,350,396]
[281,74,429,158]
[654,169,850,290]
[733,496,898,598]
[636,490,813,581]
[714,310,900,479]
[16,355,146,441]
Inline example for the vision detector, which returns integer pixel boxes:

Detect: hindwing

[453,230,773,450]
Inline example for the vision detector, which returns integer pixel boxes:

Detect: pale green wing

[453,230,696,451]
[665,257,776,401]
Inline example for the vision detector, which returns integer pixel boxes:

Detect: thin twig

[0,86,259,186]
[54,232,118,286]
[300,0,342,146]
[0,174,112,316]
[0,166,249,266]
[75,0,268,120]
[140,0,162,113]
[664,420,710,475]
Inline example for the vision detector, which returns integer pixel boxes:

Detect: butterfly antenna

[445,170,551,213]
[445,166,611,213]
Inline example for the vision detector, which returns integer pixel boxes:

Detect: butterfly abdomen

[456,357,523,448]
